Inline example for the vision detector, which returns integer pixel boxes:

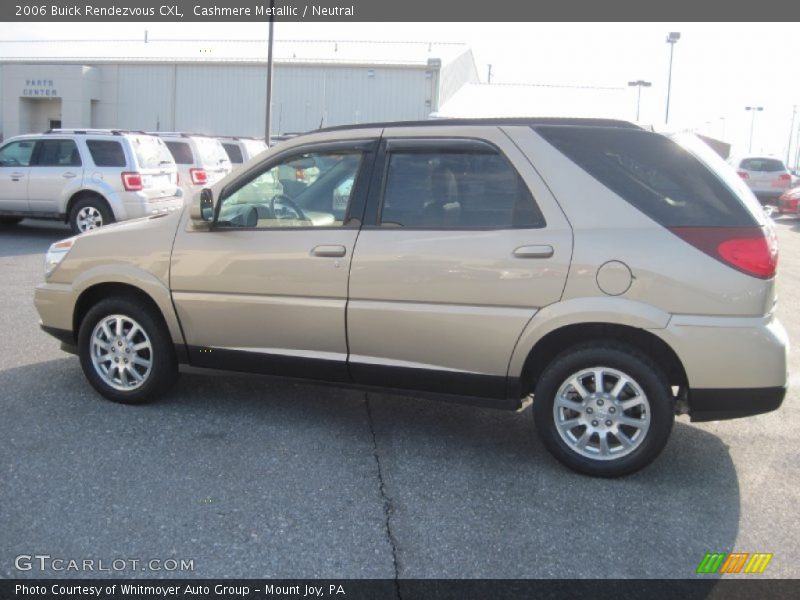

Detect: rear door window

[32,139,82,167]
[379,149,545,229]
[86,140,127,167]
[536,126,758,227]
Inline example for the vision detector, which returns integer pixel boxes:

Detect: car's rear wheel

[0,217,23,225]
[533,342,674,477]
[69,196,114,234]
[78,297,177,404]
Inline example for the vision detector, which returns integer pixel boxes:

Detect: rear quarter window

[221,142,244,164]
[535,126,758,227]
[86,140,127,167]
[164,141,194,165]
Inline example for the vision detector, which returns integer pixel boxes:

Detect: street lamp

[665,32,681,124]
[745,106,764,153]
[627,80,652,121]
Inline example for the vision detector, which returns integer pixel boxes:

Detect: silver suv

[34,119,789,477]
[0,129,182,233]
[153,133,233,197]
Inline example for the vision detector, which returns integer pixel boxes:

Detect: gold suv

[35,119,789,477]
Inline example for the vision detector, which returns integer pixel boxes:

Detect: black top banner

[1,0,798,22]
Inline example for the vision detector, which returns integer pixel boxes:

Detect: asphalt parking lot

[1,217,799,580]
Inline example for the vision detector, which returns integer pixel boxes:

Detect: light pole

[787,105,797,166]
[665,32,681,125]
[745,106,764,153]
[627,80,652,121]
[719,117,726,139]
[264,0,275,143]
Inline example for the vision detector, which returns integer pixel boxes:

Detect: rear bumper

[689,386,786,422]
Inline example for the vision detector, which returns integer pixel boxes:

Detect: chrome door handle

[311,245,347,258]
[62,172,77,178]
[10,172,24,181]
[513,245,554,259]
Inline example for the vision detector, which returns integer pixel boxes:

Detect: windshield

[131,135,175,170]
[196,138,230,167]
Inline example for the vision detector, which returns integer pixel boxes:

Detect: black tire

[533,342,674,477]
[69,196,114,234]
[78,296,178,404]
[0,217,23,225]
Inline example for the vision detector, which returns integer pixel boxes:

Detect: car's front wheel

[533,342,674,477]
[78,297,177,404]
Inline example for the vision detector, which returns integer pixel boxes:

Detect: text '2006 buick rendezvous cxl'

[35,119,788,477]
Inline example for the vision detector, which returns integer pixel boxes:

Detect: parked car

[217,136,268,166]
[151,132,232,197]
[777,186,800,216]
[35,119,788,477]
[730,155,792,202]
[0,129,182,233]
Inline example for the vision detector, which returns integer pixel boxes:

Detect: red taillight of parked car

[121,172,143,191]
[669,226,778,279]
[737,170,750,179]
[779,173,791,181]
[189,168,208,185]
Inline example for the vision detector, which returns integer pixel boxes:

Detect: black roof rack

[315,117,640,134]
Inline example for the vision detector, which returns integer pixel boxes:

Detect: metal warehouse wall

[85,62,437,137]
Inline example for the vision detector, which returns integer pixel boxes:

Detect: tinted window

[536,126,757,227]
[0,140,35,167]
[740,158,786,172]
[221,142,244,164]
[165,141,194,165]
[86,140,126,167]
[379,151,544,229]
[33,139,81,167]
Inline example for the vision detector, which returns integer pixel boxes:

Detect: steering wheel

[270,194,306,221]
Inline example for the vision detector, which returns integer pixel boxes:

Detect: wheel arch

[65,189,111,223]
[517,322,688,397]
[71,277,186,359]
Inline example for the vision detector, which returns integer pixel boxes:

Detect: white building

[0,38,479,139]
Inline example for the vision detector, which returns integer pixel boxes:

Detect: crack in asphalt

[365,392,402,599]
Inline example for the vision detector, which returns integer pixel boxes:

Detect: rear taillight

[669,226,778,279]
[176,172,180,186]
[737,170,750,179]
[190,168,208,185]
[779,173,791,183]
[121,172,143,191]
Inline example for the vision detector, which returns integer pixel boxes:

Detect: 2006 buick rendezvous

[35,119,788,476]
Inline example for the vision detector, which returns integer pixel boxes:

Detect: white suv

[731,155,792,201]
[152,133,232,197]
[0,129,182,233]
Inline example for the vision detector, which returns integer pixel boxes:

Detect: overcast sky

[2,21,798,163]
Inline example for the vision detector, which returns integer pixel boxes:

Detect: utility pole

[745,106,764,154]
[787,105,797,167]
[487,64,492,84]
[264,0,275,143]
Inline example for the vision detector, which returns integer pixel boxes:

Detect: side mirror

[190,188,215,224]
